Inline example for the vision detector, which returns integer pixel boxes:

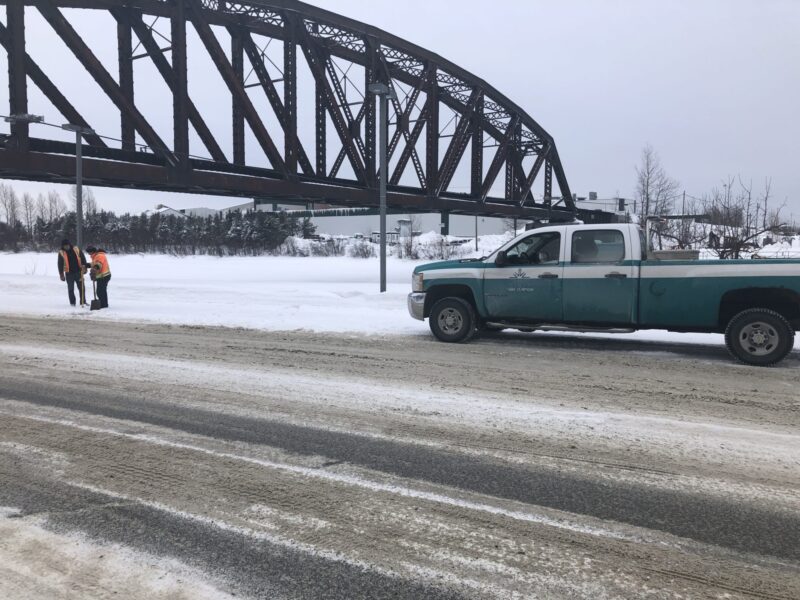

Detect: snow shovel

[90,279,102,311]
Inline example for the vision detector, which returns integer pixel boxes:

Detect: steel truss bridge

[0,0,614,223]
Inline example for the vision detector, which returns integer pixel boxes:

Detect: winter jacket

[58,246,87,276]
[89,250,111,279]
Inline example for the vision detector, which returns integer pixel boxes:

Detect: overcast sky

[2,0,798,219]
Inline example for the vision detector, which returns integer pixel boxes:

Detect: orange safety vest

[60,247,83,273]
[90,252,111,278]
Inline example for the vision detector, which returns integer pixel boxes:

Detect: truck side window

[572,230,625,264]
[505,232,561,265]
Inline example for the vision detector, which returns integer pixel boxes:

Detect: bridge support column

[171,0,189,166]
[283,15,298,176]
[6,0,28,150]
[425,68,439,196]
[440,210,450,236]
[315,86,326,176]
[231,29,245,165]
[117,12,134,151]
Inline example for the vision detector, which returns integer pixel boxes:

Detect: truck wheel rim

[739,321,778,356]
[438,308,464,334]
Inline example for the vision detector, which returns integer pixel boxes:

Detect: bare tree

[703,177,784,259]
[35,193,46,221]
[635,145,680,249]
[71,185,98,215]
[657,197,710,249]
[0,183,19,226]
[635,145,680,217]
[761,178,772,230]
[21,193,36,237]
[47,190,67,222]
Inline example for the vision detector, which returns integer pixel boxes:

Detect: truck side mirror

[495,251,508,266]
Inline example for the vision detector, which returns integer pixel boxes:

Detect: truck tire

[724,308,795,366]
[429,297,477,343]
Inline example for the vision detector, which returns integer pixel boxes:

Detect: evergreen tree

[0,206,304,256]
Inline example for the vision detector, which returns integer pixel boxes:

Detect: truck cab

[408,223,800,366]
[486,223,641,327]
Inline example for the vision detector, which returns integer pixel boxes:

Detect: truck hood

[414,259,487,274]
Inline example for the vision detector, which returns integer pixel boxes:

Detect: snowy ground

[2,251,798,351]
[1,252,427,335]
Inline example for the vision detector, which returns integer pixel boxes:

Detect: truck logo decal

[508,269,534,293]
[510,269,529,280]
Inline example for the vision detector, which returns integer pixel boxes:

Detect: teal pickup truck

[408,223,800,366]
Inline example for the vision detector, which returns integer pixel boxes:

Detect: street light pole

[368,82,396,293]
[62,124,96,249]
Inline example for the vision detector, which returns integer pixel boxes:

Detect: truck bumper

[407,293,426,321]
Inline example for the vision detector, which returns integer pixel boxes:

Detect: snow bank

[755,236,800,259]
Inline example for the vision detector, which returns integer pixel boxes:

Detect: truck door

[484,229,564,321]
[562,228,637,325]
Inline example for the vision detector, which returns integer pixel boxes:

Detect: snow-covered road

[0,317,798,599]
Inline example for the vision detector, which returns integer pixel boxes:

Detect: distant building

[145,206,187,219]
[182,207,220,218]
[310,213,507,238]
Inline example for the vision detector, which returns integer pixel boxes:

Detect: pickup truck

[408,223,800,366]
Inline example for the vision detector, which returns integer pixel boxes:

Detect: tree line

[0,184,315,255]
[2,159,798,258]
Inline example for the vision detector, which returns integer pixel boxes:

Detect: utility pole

[475,215,478,251]
[368,83,396,293]
[62,123,96,249]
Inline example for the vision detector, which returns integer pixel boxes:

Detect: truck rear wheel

[724,308,795,366]
[429,297,477,343]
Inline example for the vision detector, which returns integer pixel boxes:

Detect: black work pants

[65,272,86,306]
[96,274,110,308]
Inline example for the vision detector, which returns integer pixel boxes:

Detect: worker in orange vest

[57,238,87,306]
[86,246,111,309]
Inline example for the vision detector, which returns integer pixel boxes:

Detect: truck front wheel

[724,308,795,366]
[429,297,477,343]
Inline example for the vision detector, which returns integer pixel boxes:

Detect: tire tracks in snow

[0,317,799,598]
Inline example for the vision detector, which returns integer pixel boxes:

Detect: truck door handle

[605,272,627,279]
[538,272,559,279]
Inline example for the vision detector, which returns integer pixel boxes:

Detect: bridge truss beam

[0,0,611,221]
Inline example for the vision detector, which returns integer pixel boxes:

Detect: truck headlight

[412,272,424,292]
